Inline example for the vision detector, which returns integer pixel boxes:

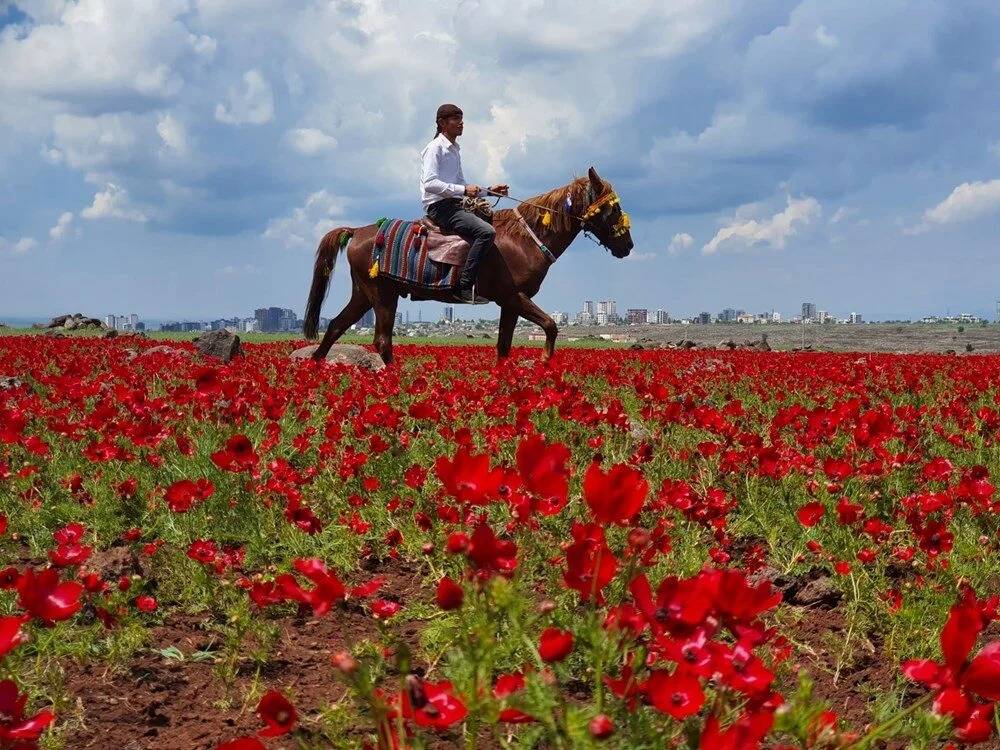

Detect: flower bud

[589,713,614,739]
[331,651,358,674]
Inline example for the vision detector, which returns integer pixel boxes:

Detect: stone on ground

[290,344,386,371]
[193,330,241,363]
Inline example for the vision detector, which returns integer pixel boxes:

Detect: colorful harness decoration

[581,191,631,238]
[368,218,460,289]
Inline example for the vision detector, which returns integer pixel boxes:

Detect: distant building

[718,308,745,323]
[577,311,595,325]
[595,312,609,325]
[552,311,569,325]
[626,308,648,324]
[849,312,863,324]
[696,312,712,324]
[583,300,595,317]
[596,300,617,322]
[802,302,817,321]
[817,310,829,324]
[441,306,454,323]
[255,307,282,333]
[654,309,670,324]
[104,315,116,329]
[358,309,376,328]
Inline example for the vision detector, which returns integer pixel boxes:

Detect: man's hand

[488,184,509,197]
[464,184,481,197]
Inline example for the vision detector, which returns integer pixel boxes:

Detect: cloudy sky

[1,0,999,323]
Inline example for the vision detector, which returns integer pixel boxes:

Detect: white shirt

[420,133,482,209]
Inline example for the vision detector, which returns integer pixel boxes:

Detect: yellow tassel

[541,211,552,227]
[368,261,379,279]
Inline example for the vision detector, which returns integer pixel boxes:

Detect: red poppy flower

[465,523,517,576]
[369,599,402,620]
[493,673,534,723]
[645,669,705,719]
[0,616,29,659]
[562,522,617,603]
[903,589,1000,711]
[435,448,505,505]
[796,501,825,527]
[257,689,297,737]
[211,434,259,473]
[164,478,214,512]
[275,558,345,617]
[435,577,464,610]
[193,367,222,395]
[539,627,574,662]
[16,567,84,624]
[583,461,648,525]
[136,595,158,613]
[516,434,570,510]
[400,678,468,729]
[0,679,55,744]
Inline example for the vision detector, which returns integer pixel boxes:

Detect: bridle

[489,184,632,254]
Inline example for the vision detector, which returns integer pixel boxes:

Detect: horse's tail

[304,227,353,340]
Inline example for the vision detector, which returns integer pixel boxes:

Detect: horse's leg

[512,294,558,359]
[496,305,518,359]
[313,286,371,360]
[372,293,399,365]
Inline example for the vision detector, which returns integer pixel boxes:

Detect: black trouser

[426,198,495,289]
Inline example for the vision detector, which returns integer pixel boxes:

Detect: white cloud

[814,26,838,49]
[829,206,857,224]
[263,190,349,249]
[156,113,188,155]
[667,232,694,254]
[918,179,1000,229]
[0,0,190,100]
[47,113,138,169]
[49,211,75,240]
[703,196,821,255]
[81,183,148,221]
[990,142,1000,158]
[284,127,338,155]
[625,251,657,262]
[215,70,274,126]
[11,237,38,255]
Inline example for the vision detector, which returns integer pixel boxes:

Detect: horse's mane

[493,175,608,242]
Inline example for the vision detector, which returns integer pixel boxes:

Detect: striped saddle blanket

[371,219,470,289]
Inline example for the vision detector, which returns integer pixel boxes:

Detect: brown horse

[304,167,633,364]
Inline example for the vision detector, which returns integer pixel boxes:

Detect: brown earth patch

[58,558,444,749]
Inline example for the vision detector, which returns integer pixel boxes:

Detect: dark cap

[436,103,463,122]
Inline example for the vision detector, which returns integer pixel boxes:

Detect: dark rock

[102,329,119,339]
[0,376,24,390]
[44,330,65,338]
[790,576,842,609]
[291,344,386,371]
[49,315,71,328]
[193,330,241,363]
[63,318,79,330]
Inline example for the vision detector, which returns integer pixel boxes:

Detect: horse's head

[581,167,634,258]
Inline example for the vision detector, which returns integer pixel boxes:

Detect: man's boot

[452,283,489,304]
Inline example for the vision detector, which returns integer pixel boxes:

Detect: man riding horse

[303,104,634,364]
[421,103,508,304]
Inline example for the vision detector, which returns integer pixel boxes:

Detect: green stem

[842,692,934,749]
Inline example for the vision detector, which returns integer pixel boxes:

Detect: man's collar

[436,132,459,150]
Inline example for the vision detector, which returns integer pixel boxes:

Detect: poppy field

[1,335,998,749]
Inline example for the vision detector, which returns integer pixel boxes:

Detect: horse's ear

[588,166,603,194]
